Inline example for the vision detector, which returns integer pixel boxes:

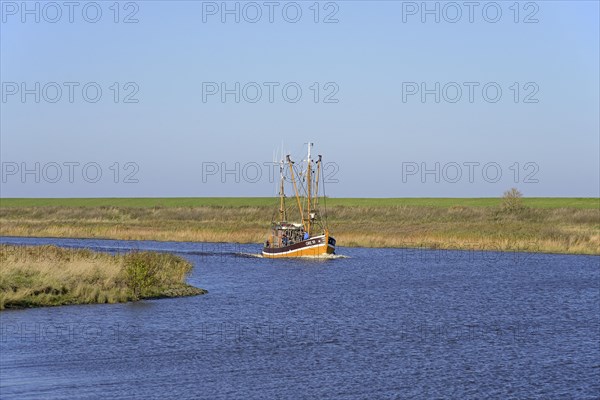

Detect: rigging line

[290,160,313,228]
[292,163,310,198]
[271,170,284,223]
[270,194,281,224]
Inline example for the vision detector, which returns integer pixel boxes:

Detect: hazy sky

[1,1,598,197]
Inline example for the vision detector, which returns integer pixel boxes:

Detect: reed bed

[0,245,205,310]
[1,201,598,255]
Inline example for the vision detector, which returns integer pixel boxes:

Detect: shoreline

[1,233,598,257]
[1,285,206,311]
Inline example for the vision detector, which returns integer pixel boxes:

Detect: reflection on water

[1,236,598,399]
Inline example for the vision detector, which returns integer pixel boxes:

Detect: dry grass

[0,245,205,310]
[0,204,599,255]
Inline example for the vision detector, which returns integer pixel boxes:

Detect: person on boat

[265,240,270,248]
[303,231,309,240]
[282,234,288,246]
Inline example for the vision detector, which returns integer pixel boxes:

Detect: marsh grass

[0,199,599,255]
[0,245,205,310]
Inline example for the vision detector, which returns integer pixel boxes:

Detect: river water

[0,236,598,399]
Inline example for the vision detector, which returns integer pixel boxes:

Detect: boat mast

[287,155,306,231]
[306,142,313,235]
[314,155,321,211]
[278,158,286,222]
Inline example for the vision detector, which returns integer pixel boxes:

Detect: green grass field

[1,197,598,209]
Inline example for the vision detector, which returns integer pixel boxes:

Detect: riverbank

[0,244,206,310]
[0,198,598,255]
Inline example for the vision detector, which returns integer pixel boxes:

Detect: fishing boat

[262,143,336,258]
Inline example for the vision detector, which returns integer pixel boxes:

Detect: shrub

[501,188,525,213]
[122,251,193,299]
[123,252,161,299]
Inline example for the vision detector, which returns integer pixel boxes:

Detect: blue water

[0,236,598,399]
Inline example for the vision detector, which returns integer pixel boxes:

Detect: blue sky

[1,1,598,197]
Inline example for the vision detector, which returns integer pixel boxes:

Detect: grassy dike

[0,245,206,310]
[0,197,599,255]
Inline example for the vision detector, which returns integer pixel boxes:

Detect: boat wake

[240,252,350,260]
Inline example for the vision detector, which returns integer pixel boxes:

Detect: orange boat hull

[262,234,336,258]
